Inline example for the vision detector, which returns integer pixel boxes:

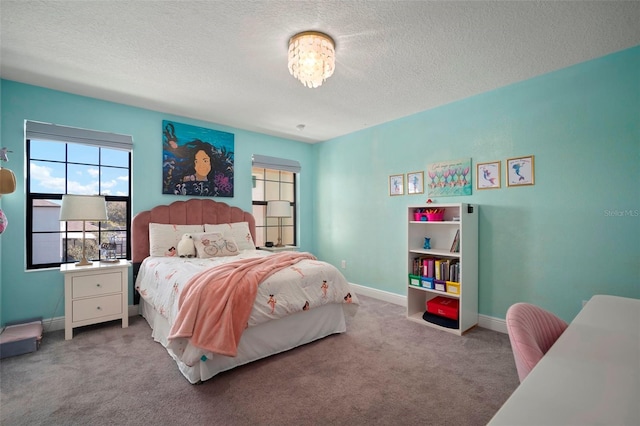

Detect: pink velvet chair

[506,302,568,383]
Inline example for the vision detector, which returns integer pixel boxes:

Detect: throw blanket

[167,252,316,357]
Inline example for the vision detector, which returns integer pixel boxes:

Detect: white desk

[489,295,640,426]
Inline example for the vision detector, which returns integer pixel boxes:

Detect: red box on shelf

[426,296,459,320]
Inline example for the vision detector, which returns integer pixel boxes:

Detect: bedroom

[0,1,639,423]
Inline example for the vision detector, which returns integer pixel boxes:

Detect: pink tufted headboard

[132,199,256,264]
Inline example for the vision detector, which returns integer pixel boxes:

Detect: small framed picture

[476,161,501,190]
[389,174,404,196]
[507,155,535,187]
[407,171,424,194]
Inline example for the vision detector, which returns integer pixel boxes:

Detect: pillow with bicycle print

[204,222,256,251]
[192,232,239,258]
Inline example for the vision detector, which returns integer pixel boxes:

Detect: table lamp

[60,195,108,266]
[266,200,290,247]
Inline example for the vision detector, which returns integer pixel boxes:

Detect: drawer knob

[96,283,101,287]
[96,306,102,310]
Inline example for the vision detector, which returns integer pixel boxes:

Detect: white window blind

[252,154,301,173]
[25,120,133,151]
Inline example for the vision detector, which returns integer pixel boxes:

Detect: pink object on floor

[0,320,43,358]
[506,302,568,383]
[0,321,42,344]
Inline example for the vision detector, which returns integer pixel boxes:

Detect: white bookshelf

[407,203,478,335]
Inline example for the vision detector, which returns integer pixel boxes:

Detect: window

[25,121,132,269]
[251,155,300,248]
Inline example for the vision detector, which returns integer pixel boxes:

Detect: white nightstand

[60,260,130,340]
[258,245,299,252]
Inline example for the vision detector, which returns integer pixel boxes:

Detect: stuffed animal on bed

[177,233,196,258]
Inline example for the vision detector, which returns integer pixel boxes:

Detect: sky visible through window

[30,139,129,197]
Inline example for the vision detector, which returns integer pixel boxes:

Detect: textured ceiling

[1,1,639,143]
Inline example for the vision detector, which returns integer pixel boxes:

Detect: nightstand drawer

[72,272,122,298]
[72,294,122,322]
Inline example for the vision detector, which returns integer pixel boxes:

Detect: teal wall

[0,81,316,325]
[312,46,640,322]
[1,46,638,326]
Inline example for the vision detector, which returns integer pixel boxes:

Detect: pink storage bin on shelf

[426,212,444,221]
[413,212,429,221]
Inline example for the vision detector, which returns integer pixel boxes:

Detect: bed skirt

[139,298,347,383]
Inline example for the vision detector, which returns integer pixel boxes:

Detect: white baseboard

[350,283,406,306]
[350,282,507,334]
[42,316,65,333]
[42,305,141,333]
[478,314,507,334]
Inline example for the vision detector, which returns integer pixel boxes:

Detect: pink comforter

[167,252,316,357]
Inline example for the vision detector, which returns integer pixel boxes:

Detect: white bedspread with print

[135,250,357,364]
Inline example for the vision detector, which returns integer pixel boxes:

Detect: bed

[132,199,358,383]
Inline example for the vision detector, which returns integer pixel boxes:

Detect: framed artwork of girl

[162,120,235,197]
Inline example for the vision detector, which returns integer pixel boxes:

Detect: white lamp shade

[266,200,291,218]
[60,195,108,221]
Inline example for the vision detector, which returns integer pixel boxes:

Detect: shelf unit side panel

[459,204,478,332]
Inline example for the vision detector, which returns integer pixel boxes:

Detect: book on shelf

[423,257,435,277]
[414,257,459,283]
[412,257,421,276]
[434,259,444,280]
[450,229,460,253]
[449,260,460,282]
[413,257,433,277]
[439,259,460,282]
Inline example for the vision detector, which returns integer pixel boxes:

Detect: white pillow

[149,223,204,257]
[192,232,239,258]
[204,222,255,251]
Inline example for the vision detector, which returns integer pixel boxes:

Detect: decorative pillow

[192,232,239,258]
[149,223,204,257]
[204,222,255,251]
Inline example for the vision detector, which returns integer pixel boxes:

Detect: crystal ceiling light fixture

[288,31,335,88]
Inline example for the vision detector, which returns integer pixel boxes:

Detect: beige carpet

[0,295,519,425]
